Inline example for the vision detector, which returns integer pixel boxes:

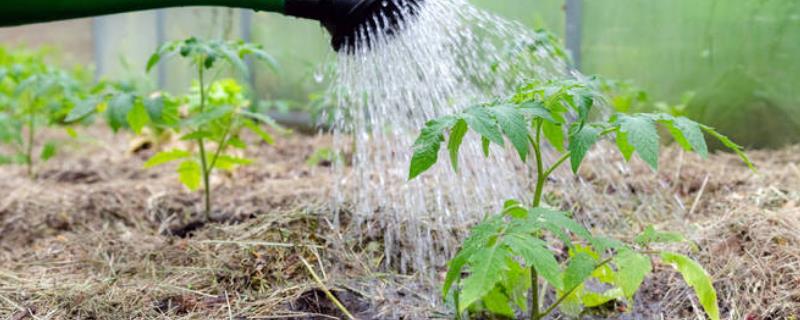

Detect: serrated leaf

[615,129,635,161]
[459,246,510,312]
[542,121,565,152]
[490,105,529,161]
[463,106,504,146]
[701,125,754,170]
[448,119,468,171]
[661,252,720,320]
[568,124,599,173]
[443,217,504,299]
[483,286,515,318]
[408,116,456,180]
[144,149,192,168]
[518,101,557,123]
[583,287,624,307]
[563,252,596,290]
[177,160,203,191]
[127,101,151,134]
[634,225,686,246]
[618,115,660,170]
[527,207,592,247]
[503,233,563,290]
[614,249,652,299]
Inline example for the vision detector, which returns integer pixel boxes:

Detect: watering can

[0,0,421,51]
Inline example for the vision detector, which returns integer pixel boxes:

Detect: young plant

[0,48,94,176]
[143,37,280,220]
[409,79,752,319]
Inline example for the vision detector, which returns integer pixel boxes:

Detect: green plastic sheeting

[581,0,800,148]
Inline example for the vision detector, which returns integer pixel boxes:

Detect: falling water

[327,0,575,278]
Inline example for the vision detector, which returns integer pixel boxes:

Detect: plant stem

[530,267,539,320]
[26,108,35,178]
[529,121,545,320]
[197,62,212,220]
[537,257,614,319]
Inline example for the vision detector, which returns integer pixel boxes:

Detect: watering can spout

[0,0,422,52]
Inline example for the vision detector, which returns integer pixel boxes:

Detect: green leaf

[177,160,203,191]
[243,120,274,145]
[528,207,592,247]
[447,119,468,171]
[144,149,192,168]
[239,110,285,131]
[661,252,720,320]
[106,93,136,132]
[668,116,708,158]
[183,105,234,128]
[180,131,214,141]
[214,155,253,171]
[619,114,660,170]
[481,136,491,157]
[518,101,557,123]
[463,106,504,146]
[127,101,151,134]
[700,125,755,170]
[542,121,565,152]
[583,288,625,307]
[408,116,456,180]
[563,252,596,290]
[615,129,635,161]
[634,225,686,246]
[459,246,510,312]
[614,248,652,299]
[40,141,56,161]
[568,124,599,173]
[483,286,515,318]
[503,233,563,290]
[489,105,529,161]
[65,98,98,122]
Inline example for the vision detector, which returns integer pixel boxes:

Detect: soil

[1,125,799,319]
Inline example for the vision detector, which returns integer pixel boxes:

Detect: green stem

[542,152,571,178]
[530,267,539,320]
[529,121,545,320]
[207,120,234,171]
[196,62,212,221]
[537,257,614,320]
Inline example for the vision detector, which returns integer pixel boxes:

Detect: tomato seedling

[144,37,280,220]
[409,79,752,320]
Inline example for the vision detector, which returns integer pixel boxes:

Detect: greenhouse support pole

[565,0,583,70]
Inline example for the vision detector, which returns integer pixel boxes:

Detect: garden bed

[0,126,798,319]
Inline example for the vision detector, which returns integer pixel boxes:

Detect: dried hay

[0,126,798,319]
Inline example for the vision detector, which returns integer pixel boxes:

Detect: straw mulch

[0,126,798,319]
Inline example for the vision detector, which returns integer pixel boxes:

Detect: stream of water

[327,0,576,279]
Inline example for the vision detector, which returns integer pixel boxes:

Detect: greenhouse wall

[1,0,797,147]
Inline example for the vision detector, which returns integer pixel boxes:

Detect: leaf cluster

[407,78,751,319]
[409,80,752,180]
[0,47,95,166]
[445,202,718,319]
[147,37,279,76]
